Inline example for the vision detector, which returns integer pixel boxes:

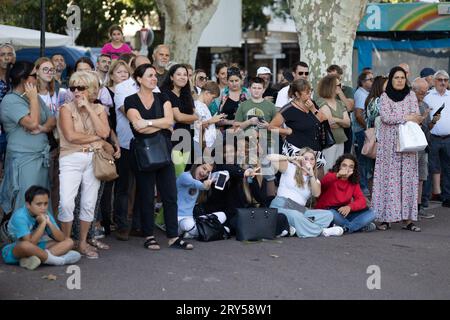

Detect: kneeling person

[2,186,80,270]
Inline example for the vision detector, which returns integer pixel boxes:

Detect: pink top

[100,42,132,60]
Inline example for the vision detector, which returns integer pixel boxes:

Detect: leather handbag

[195,214,229,242]
[236,208,278,241]
[361,128,377,159]
[93,147,119,181]
[319,120,336,150]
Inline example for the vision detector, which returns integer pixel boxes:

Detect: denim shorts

[2,241,47,265]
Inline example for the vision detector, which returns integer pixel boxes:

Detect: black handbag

[236,208,278,241]
[319,120,336,150]
[132,94,172,171]
[195,214,229,242]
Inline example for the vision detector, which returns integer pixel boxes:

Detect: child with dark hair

[315,154,376,233]
[1,186,80,270]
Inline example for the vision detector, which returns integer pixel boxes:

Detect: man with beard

[152,44,170,87]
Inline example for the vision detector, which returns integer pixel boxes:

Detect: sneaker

[361,222,377,232]
[277,230,289,238]
[61,250,81,265]
[115,229,130,241]
[289,226,296,237]
[93,226,105,240]
[421,201,429,208]
[418,207,435,219]
[19,256,41,270]
[322,226,344,237]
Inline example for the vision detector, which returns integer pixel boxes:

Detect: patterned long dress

[371,92,419,222]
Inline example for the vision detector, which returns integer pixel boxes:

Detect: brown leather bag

[93,147,119,181]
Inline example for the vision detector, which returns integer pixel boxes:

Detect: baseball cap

[256,66,272,76]
[420,68,435,78]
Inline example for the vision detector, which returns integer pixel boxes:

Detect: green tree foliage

[0,0,157,47]
[242,0,289,31]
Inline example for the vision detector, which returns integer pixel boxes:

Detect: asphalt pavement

[1,202,449,300]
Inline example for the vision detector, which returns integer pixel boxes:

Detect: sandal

[78,245,99,259]
[377,222,391,231]
[169,237,193,250]
[88,239,110,250]
[144,237,160,251]
[402,222,421,232]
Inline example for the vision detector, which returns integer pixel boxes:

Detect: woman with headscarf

[372,66,424,232]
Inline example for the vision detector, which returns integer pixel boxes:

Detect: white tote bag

[397,121,428,152]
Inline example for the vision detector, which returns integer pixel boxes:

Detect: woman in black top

[160,64,198,169]
[270,79,328,171]
[125,64,193,250]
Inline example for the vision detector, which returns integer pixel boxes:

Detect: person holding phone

[0,61,56,215]
[424,70,450,208]
[177,163,228,239]
[315,154,376,233]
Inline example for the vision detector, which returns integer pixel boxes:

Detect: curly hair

[331,154,360,185]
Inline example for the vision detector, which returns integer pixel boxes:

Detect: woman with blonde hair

[58,71,112,258]
[268,147,344,238]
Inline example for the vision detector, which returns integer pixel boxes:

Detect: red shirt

[315,172,367,212]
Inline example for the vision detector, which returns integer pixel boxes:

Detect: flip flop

[168,237,193,250]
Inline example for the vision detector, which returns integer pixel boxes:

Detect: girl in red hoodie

[315,154,376,233]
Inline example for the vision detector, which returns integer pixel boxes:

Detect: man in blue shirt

[2,186,80,270]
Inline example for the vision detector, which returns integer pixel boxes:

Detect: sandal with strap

[402,222,421,232]
[144,237,160,251]
[377,222,391,231]
[88,239,110,250]
[78,245,99,259]
[169,237,193,250]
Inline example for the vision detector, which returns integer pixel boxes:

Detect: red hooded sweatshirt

[315,172,367,212]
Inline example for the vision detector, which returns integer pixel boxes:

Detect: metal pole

[40,0,46,57]
[244,36,248,73]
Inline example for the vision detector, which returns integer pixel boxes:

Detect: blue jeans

[330,208,375,233]
[354,131,369,192]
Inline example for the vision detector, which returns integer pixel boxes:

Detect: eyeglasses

[436,78,449,82]
[298,72,309,76]
[364,78,374,82]
[69,86,88,92]
[42,67,56,74]
[198,76,208,81]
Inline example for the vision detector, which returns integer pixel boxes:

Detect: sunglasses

[198,76,208,81]
[364,78,374,82]
[436,78,449,82]
[298,72,309,76]
[69,86,88,92]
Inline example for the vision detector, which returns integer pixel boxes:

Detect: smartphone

[247,115,265,122]
[434,103,445,115]
[214,172,228,190]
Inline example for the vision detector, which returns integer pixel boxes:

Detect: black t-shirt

[262,86,278,101]
[124,92,171,140]
[163,89,193,133]
[281,103,321,151]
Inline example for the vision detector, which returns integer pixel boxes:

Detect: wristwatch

[147,120,153,127]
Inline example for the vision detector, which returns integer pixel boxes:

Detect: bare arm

[19,84,41,131]
[59,106,103,145]
[266,154,288,173]
[21,219,46,245]
[127,101,174,134]
[269,112,292,136]
[173,107,198,124]
[336,86,354,112]
[85,104,110,139]
[355,108,367,128]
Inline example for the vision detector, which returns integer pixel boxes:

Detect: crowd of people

[0,23,449,270]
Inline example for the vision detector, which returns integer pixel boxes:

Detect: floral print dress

[371,92,419,222]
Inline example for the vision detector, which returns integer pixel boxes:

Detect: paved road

[1,203,449,300]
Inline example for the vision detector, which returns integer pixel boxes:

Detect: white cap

[256,67,271,76]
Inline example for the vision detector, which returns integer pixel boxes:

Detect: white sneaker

[289,226,297,237]
[277,230,289,238]
[322,226,344,237]
[19,256,41,270]
[61,250,82,265]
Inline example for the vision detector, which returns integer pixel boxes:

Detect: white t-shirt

[98,86,113,115]
[194,100,217,148]
[275,85,290,109]
[114,78,138,150]
[277,162,313,206]
[39,92,59,116]
[424,88,450,136]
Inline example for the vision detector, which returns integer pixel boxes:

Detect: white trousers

[58,152,100,223]
[178,212,227,237]
[323,143,345,172]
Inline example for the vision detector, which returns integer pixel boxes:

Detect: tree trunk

[289,0,368,85]
[155,0,221,67]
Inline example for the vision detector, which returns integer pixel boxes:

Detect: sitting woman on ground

[315,154,376,233]
[268,148,344,238]
[177,163,229,239]
[58,71,112,259]
[125,63,193,250]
